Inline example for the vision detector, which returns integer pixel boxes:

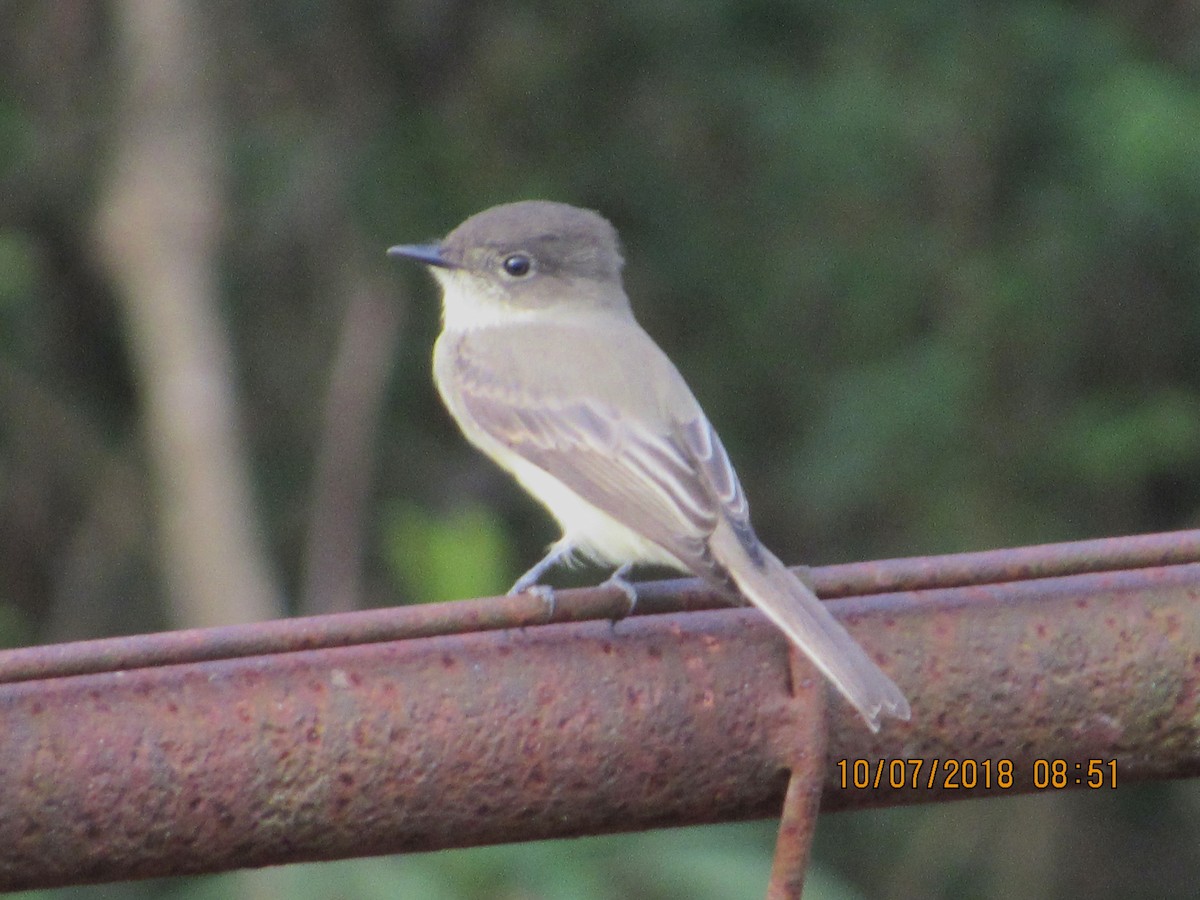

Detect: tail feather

[709,522,910,731]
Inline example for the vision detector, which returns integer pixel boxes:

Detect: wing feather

[446,326,752,574]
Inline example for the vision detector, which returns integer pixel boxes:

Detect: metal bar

[2,529,1197,686]
[0,610,810,890]
[814,528,1200,598]
[1,537,1199,890]
[766,650,828,899]
[821,561,1200,808]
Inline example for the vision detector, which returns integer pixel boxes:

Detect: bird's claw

[602,563,637,618]
[509,582,557,618]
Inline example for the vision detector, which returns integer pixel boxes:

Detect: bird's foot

[508,580,557,618]
[601,563,637,618]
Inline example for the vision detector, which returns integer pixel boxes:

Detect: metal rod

[0,610,808,890]
[2,529,1197,686]
[822,561,1200,808]
[1,534,1199,890]
[766,649,829,899]
[814,528,1200,597]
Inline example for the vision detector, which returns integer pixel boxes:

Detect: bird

[389,200,910,731]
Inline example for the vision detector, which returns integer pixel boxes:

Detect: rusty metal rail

[1,528,1194,685]
[1,530,1199,893]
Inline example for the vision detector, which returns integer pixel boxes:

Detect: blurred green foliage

[381,501,514,602]
[2,0,1200,897]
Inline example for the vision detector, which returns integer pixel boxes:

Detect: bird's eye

[502,254,533,277]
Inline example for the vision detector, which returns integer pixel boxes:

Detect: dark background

[3,2,1199,897]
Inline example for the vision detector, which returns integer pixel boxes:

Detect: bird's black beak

[387,243,458,269]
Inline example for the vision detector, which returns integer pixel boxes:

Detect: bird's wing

[447,324,750,574]
[675,414,762,563]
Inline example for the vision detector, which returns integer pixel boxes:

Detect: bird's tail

[709,521,910,731]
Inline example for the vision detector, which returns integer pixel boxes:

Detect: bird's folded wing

[451,338,739,573]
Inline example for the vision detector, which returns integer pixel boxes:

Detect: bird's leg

[508,541,574,616]
[601,562,638,618]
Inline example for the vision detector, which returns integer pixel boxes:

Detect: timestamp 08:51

[835,758,1119,791]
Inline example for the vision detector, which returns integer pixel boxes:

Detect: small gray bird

[389,201,909,730]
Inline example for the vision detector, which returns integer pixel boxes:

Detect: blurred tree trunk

[95,0,281,626]
[301,264,402,615]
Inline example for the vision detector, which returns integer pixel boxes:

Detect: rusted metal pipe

[822,561,1200,808]
[1,535,1199,891]
[0,610,813,890]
